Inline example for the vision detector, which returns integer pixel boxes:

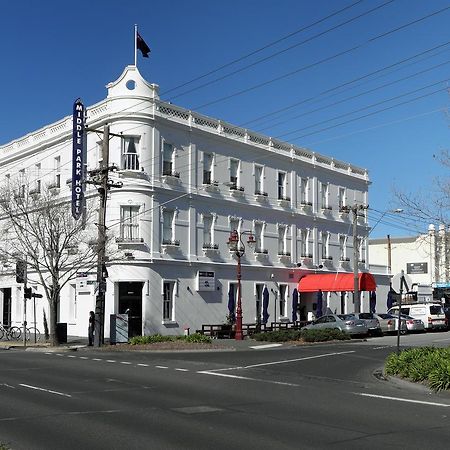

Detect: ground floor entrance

[118,282,143,338]
[1,288,12,326]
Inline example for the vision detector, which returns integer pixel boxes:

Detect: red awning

[298,272,376,293]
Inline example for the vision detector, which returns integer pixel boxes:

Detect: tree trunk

[49,299,58,346]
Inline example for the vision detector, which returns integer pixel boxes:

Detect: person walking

[88,311,95,346]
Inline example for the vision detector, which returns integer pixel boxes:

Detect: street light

[227,229,256,340]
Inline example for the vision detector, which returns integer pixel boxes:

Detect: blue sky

[1,0,449,238]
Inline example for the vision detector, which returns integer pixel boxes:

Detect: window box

[300,201,312,211]
[230,184,245,197]
[203,181,220,193]
[321,256,333,266]
[162,170,180,178]
[278,196,291,207]
[255,190,268,202]
[116,236,145,246]
[202,243,219,255]
[255,249,269,261]
[278,251,291,264]
[162,239,180,247]
[321,206,333,214]
[162,171,181,185]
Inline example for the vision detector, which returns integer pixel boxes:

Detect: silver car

[350,313,382,336]
[303,314,368,336]
[373,313,407,335]
[401,314,425,333]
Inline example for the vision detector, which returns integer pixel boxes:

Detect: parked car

[443,306,450,330]
[373,313,407,335]
[349,313,382,336]
[400,314,425,333]
[388,302,447,331]
[303,314,368,336]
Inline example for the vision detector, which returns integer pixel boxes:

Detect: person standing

[88,311,95,346]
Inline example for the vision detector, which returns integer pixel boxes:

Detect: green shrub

[252,330,302,342]
[385,347,450,392]
[301,328,351,342]
[184,333,212,344]
[129,333,211,345]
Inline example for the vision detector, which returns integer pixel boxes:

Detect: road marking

[120,362,132,365]
[67,355,77,358]
[155,365,169,369]
[79,357,89,360]
[249,344,283,349]
[372,346,391,350]
[92,358,102,361]
[173,406,223,414]
[198,370,300,387]
[0,383,15,389]
[354,392,450,407]
[431,338,450,342]
[137,363,149,367]
[208,350,355,372]
[106,360,116,363]
[175,368,189,372]
[19,383,72,398]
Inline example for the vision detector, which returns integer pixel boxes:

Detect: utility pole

[387,234,392,274]
[87,124,122,347]
[340,204,368,314]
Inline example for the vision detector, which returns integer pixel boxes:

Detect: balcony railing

[278,195,291,202]
[202,243,219,250]
[300,201,312,207]
[339,257,351,262]
[229,184,244,192]
[300,253,313,258]
[162,170,180,178]
[162,239,180,246]
[255,248,268,254]
[255,190,268,197]
[278,251,291,257]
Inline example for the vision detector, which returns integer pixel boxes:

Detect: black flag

[137,32,151,58]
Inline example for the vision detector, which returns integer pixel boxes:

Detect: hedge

[252,328,350,343]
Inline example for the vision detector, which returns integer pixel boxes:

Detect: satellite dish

[391,272,413,293]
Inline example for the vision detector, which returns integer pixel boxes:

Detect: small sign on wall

[76,272,96,293]
[196,271,215,291]
[406,262,428,274]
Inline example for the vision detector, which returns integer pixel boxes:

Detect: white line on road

[92,358,102,361]
[155,365,169,369]
[175,368,189,372]
[208,350,355,372]
[19,383,72,398]
[67,355,77,358]
[137,363,149,367]
[79,357,89,360]
[354,392,450,407]
[249,344,283,349]
[120,362,132,365]
[106,360,116,363]
[198,370,300,387]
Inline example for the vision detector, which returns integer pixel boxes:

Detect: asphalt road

[1,332,449,450]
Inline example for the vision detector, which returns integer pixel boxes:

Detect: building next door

[1,288,12,326]
[118,282,143,338]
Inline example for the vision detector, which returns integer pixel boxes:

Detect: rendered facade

[0,66,375,338]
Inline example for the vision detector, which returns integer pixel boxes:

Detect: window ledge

[230,188,245,198]
[162,174,180,185]
[203,183,220,193]
[277,198,291,207]
[162,320,178,326]
[119,170,150,181]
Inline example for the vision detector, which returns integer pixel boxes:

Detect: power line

[191,5,450,111]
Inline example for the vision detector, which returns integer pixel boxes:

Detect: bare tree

[0,178,99,346]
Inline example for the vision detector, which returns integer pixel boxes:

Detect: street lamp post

[227,229,255,340]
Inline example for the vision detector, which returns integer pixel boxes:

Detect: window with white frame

[279,284,288,318]
[300,229,310,257]
[230,217,240,234]
[338,187,346,210]
[203,214,215,248]
[278,225,289,255]
[120,205,140,241]
[122,136,140,170]
[96,140,103,167]
[255,283,264,323]
[163,142,175,176]
[163,281,175,321]
[162,209,176,245]
[339,234,348,260]
[301,178,309,204]
[18,169,25,198]
[254,221,264,253]
[229,158,239,187]
[203,152,213,184]
[255,165,264,195]
[54,156,61,188]
[321,231,329,259]
[278,171,287,199]
[359,236,365,262]
[68,284,77,323]
[32,163,41,194]
[321,183,328,209]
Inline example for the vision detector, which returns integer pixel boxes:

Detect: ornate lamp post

[227,229,255,340]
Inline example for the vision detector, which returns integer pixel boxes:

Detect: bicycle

[25,327,42,342]
[0,323,22,340]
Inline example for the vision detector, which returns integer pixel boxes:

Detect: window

[300,229,310,257]
[339,235,348,260]
[32,163,41,194]
[278,172,287,199]
[359,236,365,262]
[255,165,264,195]
[279,284,288,317]
[321,231,328,259]
[339,187,346,210]
[255,284,264,323]
[163,281,175,321]
[54,156,61,188]
[96,140,103,167]
[230,217,240,234]
[203,214,215,248]
[278,225,289,255]
[321,183,328,209]
[254,222,264,253]
[230,158,239,187]
[163,142,175,176]
[122,136,140,170]
[203,153,213,184]
[18,169,25,198]
[301,178,309,204]
[120,205,140,241]
[162,209,175,244]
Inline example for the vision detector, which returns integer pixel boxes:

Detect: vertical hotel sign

[72,99,86,220]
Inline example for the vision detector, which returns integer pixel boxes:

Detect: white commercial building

[0,66,378,339]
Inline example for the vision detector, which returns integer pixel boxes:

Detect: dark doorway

[118,282,143,338]
[1,288,12,326]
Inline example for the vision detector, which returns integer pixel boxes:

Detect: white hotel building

[0,66,376,339]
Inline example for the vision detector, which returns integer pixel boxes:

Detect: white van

[388,302,447,331]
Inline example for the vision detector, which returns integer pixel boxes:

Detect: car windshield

[400,315,414,319]
[378,313,394,319]
[337,314,354,320]
[359,313,373,319]
[430,305,443,314]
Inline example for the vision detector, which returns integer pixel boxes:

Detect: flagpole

[134,24,138,67]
